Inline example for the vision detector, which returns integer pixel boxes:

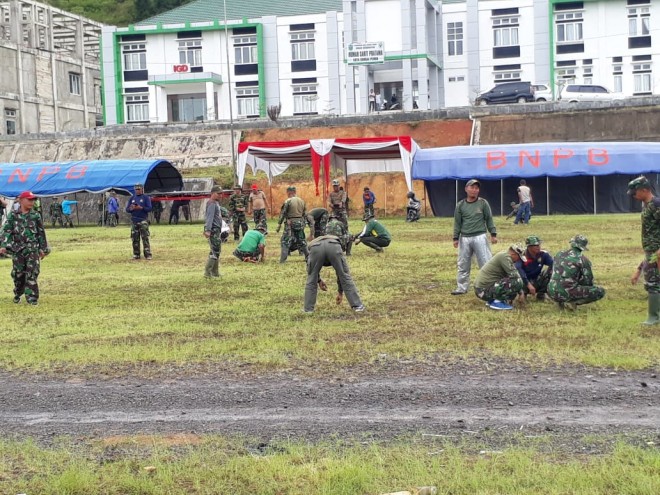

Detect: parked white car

[559,84,625,102]
[532,84,554,102]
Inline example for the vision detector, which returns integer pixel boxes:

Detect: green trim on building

[385,53,428,61]
[257,24,266,118]
[113,35,125,124]
[100,36,106,126]
[120,19,257,35]
[148,77,223,85]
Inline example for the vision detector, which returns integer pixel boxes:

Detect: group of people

[452,177,660,315]
[5,173,658,324]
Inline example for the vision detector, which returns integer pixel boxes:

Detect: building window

[5,108,16,135]
[125,93,149,122]
[556,11,583,43]
[613,62,623,92]
[447,22,463,56]
[234,35,257,64]
[290,31,315,61]
[583,65,593,84]
[236,86,259,117]
[633,62,652,94]
[69,72,81,95]
[492,16,519,47]
[448,76,465,82]
[122,43,147,71]
[629,5,650,36]
[556,66,577,84]
[293,82,318,114]
[178,39,202,67]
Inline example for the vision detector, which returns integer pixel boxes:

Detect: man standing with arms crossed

[451,179,497,295]
[203,185,223,278]
[248,184,269,231]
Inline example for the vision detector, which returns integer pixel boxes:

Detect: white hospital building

[101,0,660,125]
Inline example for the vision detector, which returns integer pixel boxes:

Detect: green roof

[140,0,343,25]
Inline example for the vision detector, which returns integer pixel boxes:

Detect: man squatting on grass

[452,179,497,295]
[628,175,660,325]
[474,244,525,310]
[233,225,267,263]
[0,191,49,305]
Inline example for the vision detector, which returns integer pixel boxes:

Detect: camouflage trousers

[131,221,151,258]
[208,228,221,260]
[253,209,267,228]
[524,270,551,297]
[643,254,660,293]
[63,214,74,228]
[11,249,41,303]
[475,276,524,303]
[51,214,63,227]
[232,212,248,240]
[363,204,375,217]
[280,219,308,262]
[547,281,606,305]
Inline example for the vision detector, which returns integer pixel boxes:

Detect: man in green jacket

[474,244,525,310]
[354,212,391,252]
[451,179,497,295]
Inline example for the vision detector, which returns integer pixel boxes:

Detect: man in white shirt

[514,179,533,225]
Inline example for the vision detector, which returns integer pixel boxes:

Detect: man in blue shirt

[107,191,119,227]
[126,183,153,260]
[515,235,553,301]
[61,196,78,228]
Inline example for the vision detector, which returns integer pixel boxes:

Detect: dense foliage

[46,0,191,26]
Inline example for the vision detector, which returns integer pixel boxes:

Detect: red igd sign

[173,64,189,73]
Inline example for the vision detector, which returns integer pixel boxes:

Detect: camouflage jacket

[641,197,660,254]
[228,193,249,213]
[278,196,306,224]
[1,210,48,254]
[324,218,349,251]
[549,247,594,289]
[49,202,63,216]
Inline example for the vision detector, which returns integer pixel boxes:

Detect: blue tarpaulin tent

[0,159,183,198]
[412,142,660,216]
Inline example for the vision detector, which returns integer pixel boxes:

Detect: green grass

[1,436,659,494]
[0,213,658,374]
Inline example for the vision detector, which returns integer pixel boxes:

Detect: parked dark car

[475,81,535,105]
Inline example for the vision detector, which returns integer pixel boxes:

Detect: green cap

[287,186,296,192]
[570,234,589,251]
[210,185,222,193]
[525,235,541,246]
[627,175,651,195]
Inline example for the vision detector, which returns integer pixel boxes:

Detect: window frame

[125,93,149,123]
[68,72,81,96]
[121,42,147,71]
[447,21,464,56]
[178,38,202,67]
[628,5,651,37]
[555,11,584,44]
[233,35,257,65]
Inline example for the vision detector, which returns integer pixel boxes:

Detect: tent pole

[455,180,458,205]
[74,192,79,227]
[593,176,597,214]
[546,177,550,216]
[500,179,504,217]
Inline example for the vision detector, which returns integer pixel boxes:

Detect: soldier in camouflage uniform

[49,198,64,227]
[307,207,329,239]
[0,191,49,305]
[628,176,660,324]
[324,212,353,255]
[276,186,308,263]
[126,183,153,260]
[220,204,231,243]
[229,185,249,241]
[474,244,526,310]
[328,179,349,231]
[548,235,605,310]
[203,186,223,278]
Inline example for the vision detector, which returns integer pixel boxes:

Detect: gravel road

[1,365,658,449]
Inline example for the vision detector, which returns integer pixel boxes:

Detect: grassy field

[0,213,657,374]
[1,436,659,495]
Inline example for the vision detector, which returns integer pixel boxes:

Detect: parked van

[475,81,535,105]
[532,83,553,102]
[559,84,624,102]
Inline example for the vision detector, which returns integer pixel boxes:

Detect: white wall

[365,0,402,51]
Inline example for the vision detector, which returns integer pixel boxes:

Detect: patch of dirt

[0,362,658,453]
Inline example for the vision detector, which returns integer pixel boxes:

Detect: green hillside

[46,0,191,26]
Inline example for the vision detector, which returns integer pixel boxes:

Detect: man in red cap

[248,183,269,231]
[0,191,49,305]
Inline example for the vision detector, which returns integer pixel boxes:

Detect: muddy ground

[1,363,658,452]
